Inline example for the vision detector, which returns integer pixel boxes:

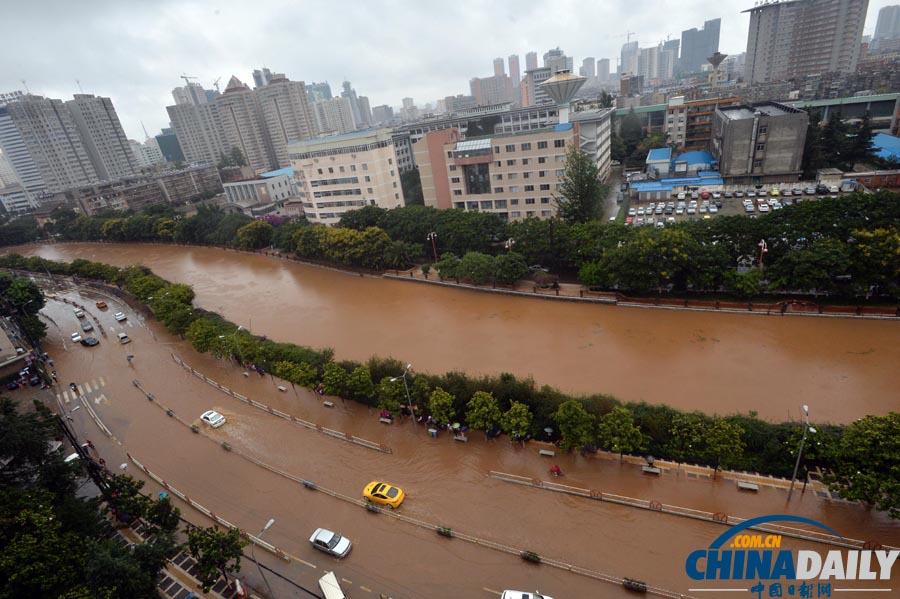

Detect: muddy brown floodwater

[19,243,900,424]
[27,272,900,599]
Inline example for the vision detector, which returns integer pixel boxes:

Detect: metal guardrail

[488,471,896,552]
[170,354,391,454]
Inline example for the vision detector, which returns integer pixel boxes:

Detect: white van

[117,333,131,344]
[73,308,85,318]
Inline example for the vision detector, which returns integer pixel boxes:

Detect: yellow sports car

[363,481,405,509]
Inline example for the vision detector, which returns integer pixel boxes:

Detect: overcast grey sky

[0,0,893,140]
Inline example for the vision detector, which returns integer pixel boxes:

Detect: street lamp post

[217,326,244,362]
[504,238,516,252]
[787,404,817,501]
[426,232,439,263]
[390,363,416,424]
[758,239,768,269]
[250,518,276,598]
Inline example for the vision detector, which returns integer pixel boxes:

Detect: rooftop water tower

[708,52,728,89]
[540,70,586,124]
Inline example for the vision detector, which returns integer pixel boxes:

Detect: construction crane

[614,31,637,43]
[180,74,198,87]
[212,77,221,93]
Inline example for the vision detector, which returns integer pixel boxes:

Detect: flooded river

[18,243,900,424]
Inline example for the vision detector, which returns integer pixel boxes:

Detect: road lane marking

[91,379,98,389]
[77,385,85,395]
[341,578,353,585]
[99,377,106,387]
[483,588,503,596]
[359,586,372,593]
[94,394,107,405]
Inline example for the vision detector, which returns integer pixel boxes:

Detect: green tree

[321,362,350,397]
[825,413,900,519]
[236,220,274,249]
[457,252,496,284]
[552,400,596,452]
[186,526,247,592]
[703,419,746,480]
[382,240,421,270]
[376,377,405,415]
[465,391,501,432]
[428,387,456,425]
[347,365,375,403]
[599,90,614,109]
[500,400,533,440]
[597,406,647,461]
[435,254,461,278]
[185,318,226,354]
[554,146,605,224]
[494,252,529,285]
[801,111,825,179]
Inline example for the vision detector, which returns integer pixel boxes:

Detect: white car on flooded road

[501,592,554,599]
[114,312,127,321]
[309,528,352,558]
[200,410,226,428]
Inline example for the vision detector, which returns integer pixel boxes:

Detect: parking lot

[625,183,851,227]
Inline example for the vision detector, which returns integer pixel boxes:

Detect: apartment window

[494,187,504,193]
[365,175,371,182]
[537,141,548,149]
[759,126,768,134]
[388,158,393,165]
[541,197,550,204]
[526,211,535,217]
[541,210,551,217]
[328,167,334,173]
[317,168,323,175]
[521,158,531,165]
[753,160,763,168]
[390,170,395,176]
[393,182,397,188]
[339,166,345,172]
[511,199,519,205]
[505,144,515,152]
[555,169,564,176]
[493,174,503,181]
[511,211,521,218]
[523,172,531,179]
[467,201,479,210]
[538,157,546,164]
[507,159,516,166]
[449,164,457,171]
[525,198,536,205]
[350,164,356,171]
[539,170,546,177]
[367,187,373,194]
[495,199,507,208]
[452,177,461,183]
[480,201,493,210]
[554,139,565,148]
[395,193,399,200]
[524,185,534,192]
[555,155,565,162]
[495,161,502,167]
[540,184,550,191]
[521,142,532,151]
[362,163,368,170]
[453,189,463,195]
[508,173,518,180]
[455,202,465,209]
[756,143,765,151]
[494,146,501,153]
[509,186,520,192]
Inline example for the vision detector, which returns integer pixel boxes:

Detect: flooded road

[23,280,900,599]
[18,242,900,424]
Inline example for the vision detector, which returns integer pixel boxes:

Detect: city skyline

[1,0,894,140]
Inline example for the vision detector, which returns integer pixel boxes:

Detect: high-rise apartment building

[128,138,166,168]
[252,68,274,88]
[580,57,596,81]
[525,52,538,71]
[314,97,356,135]
[341,81,363,127]
[306,82,333,102]
[469,75,513,107]
[0,150,17,187]
[743,0,867,83]
[371,104,394,125]
[256,74,317,167]
[597,58,610,82]
[620,41,640,75]
[0,104,45,195]
[6,95,98,192]
[508,54,521,92]
[165,103,226,166]
[172,82,209,106]
[357,96,372,127]
[66,94,138,181]
[872,5,900,51]
[543,48,573,73]
[680,18,721,74]
[0,91,25,105]
[288,128,404,225]
[155,128,185,163]
[215,77,277,172]
[493,57,506,77]
[522,68,554,107]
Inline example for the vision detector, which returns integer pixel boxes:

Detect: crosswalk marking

[77,384,85,395]
[91,379,98,390]
[83,382,93,393]
[99,377,105,386]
